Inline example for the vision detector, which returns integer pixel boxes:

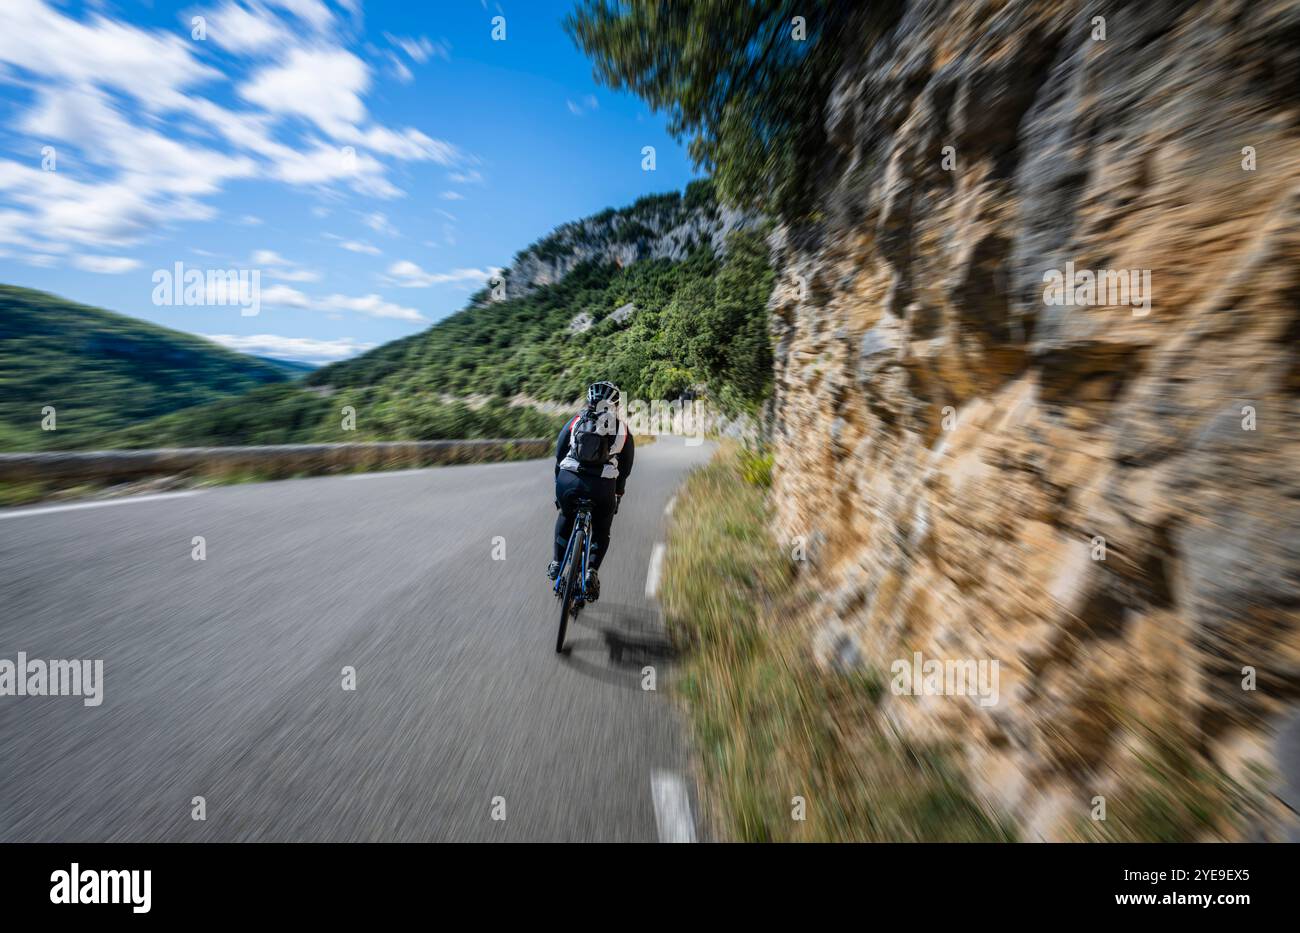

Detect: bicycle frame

[553,506,594,602]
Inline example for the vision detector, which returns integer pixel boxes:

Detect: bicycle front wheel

[556,525,583,653]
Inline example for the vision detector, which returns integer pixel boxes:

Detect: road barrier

[0,439,553,484]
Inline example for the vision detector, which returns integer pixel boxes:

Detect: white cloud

[352,126,462,163]
[267,142,401,198]
[0,1,475,252]
[239,47,369,137]
[362,211,398,236]
[203,333,374,362]
[341,240,380,254]
[386,53,413,84]
[0,0,216,111]
[205,2,296,55]
[1,84,256,248]
[251,249,320,282]
[385,260,494,288]
[318,293,424,321]
[260,284,312,307]
[566,94,599,116]
[260,284,424,322]
[252,249,288,266]
[73,254,141,274]
[270,267,320,282]
[439,190,464,201]
[447,169,483,185]
[265,0,335,33]
[21,84,250,187]
[385,34,450,64]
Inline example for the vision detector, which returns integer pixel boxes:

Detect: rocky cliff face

[769,0,1300,839]
[499,190,756,300]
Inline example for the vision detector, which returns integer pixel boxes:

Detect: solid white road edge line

[0,491,202,521]
[344,468,435,480]
[650,770,697,843]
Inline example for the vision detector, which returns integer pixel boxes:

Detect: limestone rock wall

[769,0,1300,839]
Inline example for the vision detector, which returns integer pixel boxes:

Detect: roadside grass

[661,442,1012,841]
[0,479,73,507]
[1071,716,1274,842]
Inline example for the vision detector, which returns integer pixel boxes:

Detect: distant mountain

[0,284,291,451]
[254,356,319,377]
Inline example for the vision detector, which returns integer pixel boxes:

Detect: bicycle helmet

[586,381,620,409]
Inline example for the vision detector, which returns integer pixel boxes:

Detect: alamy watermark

[0,653,103,706]
[890,651,1000,707]
[50,863,150,913]
[1042,261,1151,316]
[623,398,708,445]
[152,261,261,317]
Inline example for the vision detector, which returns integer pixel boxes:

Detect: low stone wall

[0,439,552,484]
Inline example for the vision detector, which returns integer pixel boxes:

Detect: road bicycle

[552,497,594,653]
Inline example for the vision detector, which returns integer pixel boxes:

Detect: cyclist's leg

[587,482,617,570]
[553,470,581,564]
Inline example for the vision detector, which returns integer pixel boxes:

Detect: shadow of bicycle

[560,602,678,688]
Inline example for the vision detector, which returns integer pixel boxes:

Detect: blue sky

[0,0,697,362]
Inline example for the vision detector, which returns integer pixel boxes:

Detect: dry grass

[661,442,1013,841]
[1070,714,1276,842]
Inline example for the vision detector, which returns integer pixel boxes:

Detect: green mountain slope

[0,284,292,451]
[98,180,773,450]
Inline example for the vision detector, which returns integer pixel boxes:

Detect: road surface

[0,438,713,841]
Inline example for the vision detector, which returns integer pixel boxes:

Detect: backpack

[569,407,614,466]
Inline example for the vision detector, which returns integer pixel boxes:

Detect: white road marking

[344,468,434,480]
[664,494,677,517]
[0,491,201,521]
[651,770,697,843]
[645,543,667,599]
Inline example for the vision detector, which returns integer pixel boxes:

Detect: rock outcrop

[498,188,757,300]
[769,0,1300,839]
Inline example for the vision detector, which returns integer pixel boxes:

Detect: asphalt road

[0,437,713,841]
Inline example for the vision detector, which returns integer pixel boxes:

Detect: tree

[565,1,896,218]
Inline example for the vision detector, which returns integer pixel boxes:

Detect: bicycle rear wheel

[556,524,584,653]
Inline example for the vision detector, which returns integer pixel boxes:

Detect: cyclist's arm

[615,431,634,496]
[554,417,573,478]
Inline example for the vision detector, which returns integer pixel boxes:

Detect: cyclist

[547,381,634,601]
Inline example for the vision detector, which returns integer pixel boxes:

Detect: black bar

[0,842,1285,919]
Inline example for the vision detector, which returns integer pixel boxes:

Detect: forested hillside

[0,285,292,451]
[97,180,774,449]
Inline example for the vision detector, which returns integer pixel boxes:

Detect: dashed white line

[651,770,697,843]
[664,494,677,517]
[645,543,667,599]
[0,491,202,521]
